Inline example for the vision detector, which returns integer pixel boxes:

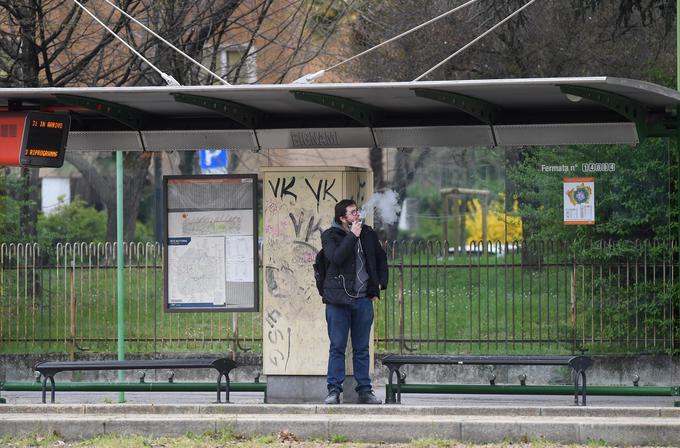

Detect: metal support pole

[452,197,460,254]
[481,195,489,253]
[116,151,125,403]
[154,152,163,244]
[675,0,679,407]
[442,193,449,244]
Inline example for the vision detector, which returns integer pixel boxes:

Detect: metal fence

[0,240,676,356]
[377,240,676,355]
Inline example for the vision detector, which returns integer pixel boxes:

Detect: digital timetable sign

[0,111,71,168]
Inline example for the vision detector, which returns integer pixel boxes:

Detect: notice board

[164,174,258,312]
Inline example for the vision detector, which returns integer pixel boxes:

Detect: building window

[202,45,256,84]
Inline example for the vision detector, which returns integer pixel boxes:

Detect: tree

[574,0,675,31]
[344,0,673,83]
[0,0,360,240]
[65,151,152,241]
[342,0,675,243]
[0,172,25,245]
[37,199,108,248]
[507,139,675,245]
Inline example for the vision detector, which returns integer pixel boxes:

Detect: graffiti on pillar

[288,211,324,243]
[268,177,298,201]
[304,178,338,212]
[264,307,291,371]
[263,171,343,374]
[349,179,368,205]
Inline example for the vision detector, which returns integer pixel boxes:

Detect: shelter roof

[1,77,678,150]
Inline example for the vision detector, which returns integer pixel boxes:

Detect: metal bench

[34,358,238,404]
[382,354,593,405]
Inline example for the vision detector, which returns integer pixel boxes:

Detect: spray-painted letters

[264,307,291,370]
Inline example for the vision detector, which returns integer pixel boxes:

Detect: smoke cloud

[360,190,401,226]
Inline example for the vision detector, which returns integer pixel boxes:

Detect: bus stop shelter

[0,76,678,151]
[1,76,679,404]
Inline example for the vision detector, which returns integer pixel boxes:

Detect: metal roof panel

[1,77,676,149]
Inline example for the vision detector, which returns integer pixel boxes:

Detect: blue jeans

[325,298,373,393]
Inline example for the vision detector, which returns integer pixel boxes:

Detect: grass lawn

[0,431,612,447]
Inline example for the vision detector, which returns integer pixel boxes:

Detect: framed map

[164,175,258,312]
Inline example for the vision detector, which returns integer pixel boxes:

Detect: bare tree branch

[1,0,356,239]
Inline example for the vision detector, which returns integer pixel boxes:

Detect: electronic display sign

[0,111,71,168]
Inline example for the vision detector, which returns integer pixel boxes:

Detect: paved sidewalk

[2,389,679,444]
[2,388,677,407]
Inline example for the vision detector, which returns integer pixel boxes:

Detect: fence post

[571,255,577,355]
[70,259,76,361]
[232,314,238,360]
[398,264,404,355]
[442,194,449,244]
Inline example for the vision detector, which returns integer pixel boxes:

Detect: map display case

[163,174,258,312]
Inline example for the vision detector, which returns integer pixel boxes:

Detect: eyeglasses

[346,209,359,216]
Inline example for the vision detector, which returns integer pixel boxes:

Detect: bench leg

[386,368,403,404]
[41,376,56,404]
[396,369,403,404]
[386,368,397,404]
[580,370,587,406]
[49,377,56,404]
[573,369,579,405]
[41,377,47,404]
[216,372,230,404]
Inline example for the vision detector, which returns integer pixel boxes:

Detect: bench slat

[35,358,234,374]
[382,355,587,367]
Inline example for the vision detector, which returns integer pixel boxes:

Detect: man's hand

[371,296,380,301]
[351,220,362,237]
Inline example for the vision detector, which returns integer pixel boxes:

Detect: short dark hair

[334,199,357,224]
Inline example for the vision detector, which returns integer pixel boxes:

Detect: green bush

[507,138,675,246]
[37,198,107,247]
[0,190,23,245]
[134,220,154,243]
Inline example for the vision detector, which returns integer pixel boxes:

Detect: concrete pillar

[262,166,373,403]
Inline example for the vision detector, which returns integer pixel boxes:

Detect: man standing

[320,199,388,404]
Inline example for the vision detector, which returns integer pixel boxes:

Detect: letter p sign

[199,149,228,173]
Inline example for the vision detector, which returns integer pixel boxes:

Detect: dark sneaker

[323,390,340,404]
[357,391,381,404]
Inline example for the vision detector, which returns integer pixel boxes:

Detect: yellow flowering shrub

[464,195,522,243]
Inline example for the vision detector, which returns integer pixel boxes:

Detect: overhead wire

[326,0,483,72]
[69,0,181,86]
[70,0,541,87]
[100,0,231,85]
[293,0,483,83]
[413,0,540,81]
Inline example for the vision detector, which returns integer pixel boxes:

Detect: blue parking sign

[199,150,228,170]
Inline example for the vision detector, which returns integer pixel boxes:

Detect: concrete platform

[2,392,680,445]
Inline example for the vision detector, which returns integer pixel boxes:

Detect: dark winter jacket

[320,222,388,305]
